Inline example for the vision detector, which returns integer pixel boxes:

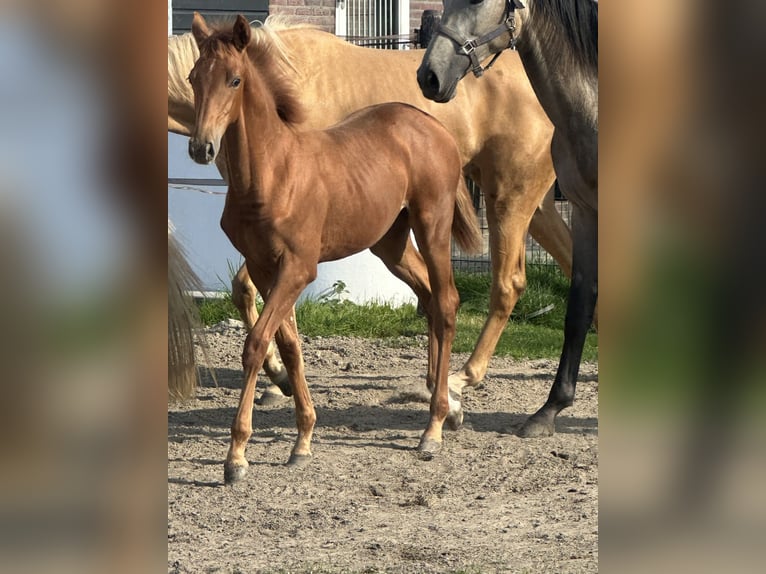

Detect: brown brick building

[172,0,443,46]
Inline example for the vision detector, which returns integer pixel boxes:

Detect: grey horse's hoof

[224,463,248,485]
[517,415,555,438]
[416,437,442,460]
[286,453,312,468]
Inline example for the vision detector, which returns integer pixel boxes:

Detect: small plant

[315,280,349,304]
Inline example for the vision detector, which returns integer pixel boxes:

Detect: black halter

[435,0,526,78]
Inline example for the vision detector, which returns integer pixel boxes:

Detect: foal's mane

[527,0,598,76]
[168,17,309,126]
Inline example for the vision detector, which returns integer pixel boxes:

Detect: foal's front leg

[224,270,310,485]
[231,264,292,402]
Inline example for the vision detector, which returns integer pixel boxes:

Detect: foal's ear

[233,15,252,52]
[191,12,211,46]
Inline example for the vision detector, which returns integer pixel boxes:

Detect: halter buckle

[460,41,476,56]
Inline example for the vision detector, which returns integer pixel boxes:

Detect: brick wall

[269,0,336,33]
[268,0,444,42]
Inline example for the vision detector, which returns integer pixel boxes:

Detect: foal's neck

[222,67,295,199]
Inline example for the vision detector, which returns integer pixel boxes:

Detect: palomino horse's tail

[452,177,483,255]
[168,223,214,400]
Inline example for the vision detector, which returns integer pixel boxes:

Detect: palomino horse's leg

[273,307,315,467]
[224,265,311,484]
[528,183,573,278]
[518,204,597,437]
[231,263,292,403]
[528,184,598,329]
[449,175,551,391]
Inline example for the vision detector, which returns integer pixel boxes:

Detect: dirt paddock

[168,321,598,573]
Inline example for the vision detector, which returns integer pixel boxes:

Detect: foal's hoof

[255,388,290,406]
[517,415,555,438]
[224,462,248,485]
[417,437,442,460]
[286,453,312,468]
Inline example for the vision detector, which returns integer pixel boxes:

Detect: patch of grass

[297,300,425,338]
[455,265,573,329]
[197,293,239,325]
[452,265,598,361]
[454,311,598,361]
[194,265,598,361]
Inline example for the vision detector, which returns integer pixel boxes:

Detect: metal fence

[451,178,571,274]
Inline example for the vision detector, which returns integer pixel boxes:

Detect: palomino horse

[187,13,483,483]
[168,19,571,402]
[418,0,598,437]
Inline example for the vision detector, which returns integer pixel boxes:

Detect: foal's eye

[230,77,241,88]
[470,0,485,4]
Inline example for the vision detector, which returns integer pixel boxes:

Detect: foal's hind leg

[408,206,461,456]
[273,307,315,466]
[231,263,291,403]
[369,215,464,432]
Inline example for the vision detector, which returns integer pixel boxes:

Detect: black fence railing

[337,34,418,49]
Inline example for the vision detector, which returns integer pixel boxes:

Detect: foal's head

[187,13,252,164]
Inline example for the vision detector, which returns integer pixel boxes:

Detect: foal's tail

[452,177,483,255]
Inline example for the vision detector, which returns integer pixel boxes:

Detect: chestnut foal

[188,13,481,484]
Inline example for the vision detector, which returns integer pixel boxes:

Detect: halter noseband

[436,0,526,78]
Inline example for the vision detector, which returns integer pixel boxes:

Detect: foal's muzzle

[188,138,216,164]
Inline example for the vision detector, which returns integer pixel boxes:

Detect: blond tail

[168,225,215,401]
[451,177,483,255]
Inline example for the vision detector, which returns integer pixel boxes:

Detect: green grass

[197,293,239,326]
[195,265,597,361]
[452,265,597,361]
[296,299,425,338]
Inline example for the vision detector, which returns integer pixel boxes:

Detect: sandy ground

[168,321,598,573]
